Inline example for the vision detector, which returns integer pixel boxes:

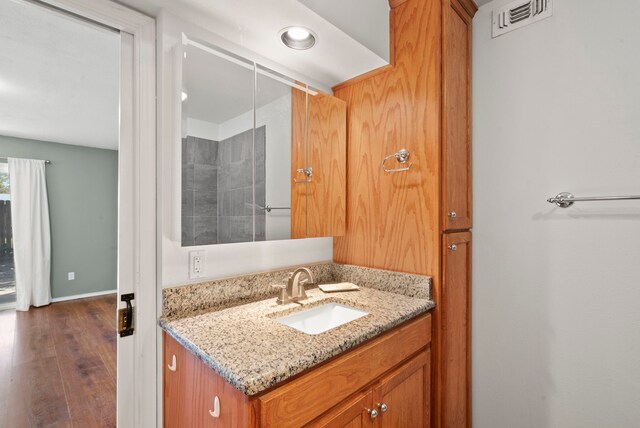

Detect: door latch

[118,293,134,337]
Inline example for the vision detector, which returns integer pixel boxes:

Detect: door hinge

[118,293,135,337]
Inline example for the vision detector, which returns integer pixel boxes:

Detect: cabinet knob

[448,211,457,218]
[209,396,220,418]
[378,402,388,413]
[167,354,177,372]
[368,409,379,419]
[448,244,458,251]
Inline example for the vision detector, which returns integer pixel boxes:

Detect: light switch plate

[189,251,205,279]
[68,272,75,281]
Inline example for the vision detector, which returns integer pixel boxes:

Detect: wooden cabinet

[163,313,432,428]
[441,232,471,428]
[311,350,430,428]
[163,333,256,427]
[306,92,347,238]
[327,0,476,426]
[442,0,474,232]
[164,331,195,428]
[440,1,475,426]
[291,89,347,239]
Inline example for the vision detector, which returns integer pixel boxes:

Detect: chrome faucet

[273,267,315,305]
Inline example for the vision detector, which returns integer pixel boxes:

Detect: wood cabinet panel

[442,0,473,231]
[308,391,374,428]
[259,314,431,428]
[291,89,347,238]
[332,0,442,276]
[374,350,431,428]
[307,92,347,237]
[441,232,471,428]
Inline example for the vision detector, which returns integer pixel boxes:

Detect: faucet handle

[271,284,289,305]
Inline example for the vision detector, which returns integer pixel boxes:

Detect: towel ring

[382,149,413,173]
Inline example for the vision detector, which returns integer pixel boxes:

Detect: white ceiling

[476,0,493,6]
[118,0,390,88]
[0,0,119,150]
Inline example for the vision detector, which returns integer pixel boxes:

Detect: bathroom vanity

[160,263,434,427]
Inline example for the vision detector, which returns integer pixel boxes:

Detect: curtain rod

[0,157,51,164]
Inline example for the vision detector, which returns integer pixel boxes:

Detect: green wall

[0,135,117,299]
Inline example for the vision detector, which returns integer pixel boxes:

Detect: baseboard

[0,302,16,311]
[51,289,117,303]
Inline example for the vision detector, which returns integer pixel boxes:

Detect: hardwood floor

[0,295,116,428]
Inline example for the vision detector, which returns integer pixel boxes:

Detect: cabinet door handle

[209,396,220,418]
[448,211,457,218]
[167,354,177,372]
[377,402,388,413]
[448,244,458,251]
[367,408,378,419]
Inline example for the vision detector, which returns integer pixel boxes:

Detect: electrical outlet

[189,251,205,279]
[68,272,75,281]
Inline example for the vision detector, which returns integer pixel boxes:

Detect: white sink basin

[276,303,369,335]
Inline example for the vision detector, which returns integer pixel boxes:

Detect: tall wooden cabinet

[332,0,476,427]
[440,1,475,427]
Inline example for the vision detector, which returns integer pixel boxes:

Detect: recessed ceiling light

[280,26,317,50]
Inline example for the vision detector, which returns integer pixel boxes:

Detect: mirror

[180,37,345,246]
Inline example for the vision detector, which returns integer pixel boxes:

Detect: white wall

[473,1,640,427]
[158,11,332,287]
[299,0,390,63]
[185,117,219,141]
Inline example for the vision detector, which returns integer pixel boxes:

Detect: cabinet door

[306,91,347,238]
[308,391,374,428]
[373,350,431,428]
[163,333,196,428]
[441,231,471,428]
[442,0,473,231]
[190,351,255,427]
[291,89,347,239]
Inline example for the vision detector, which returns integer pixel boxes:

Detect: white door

[117,29,158,428]
[38,1,157,426]
[117,30,137,426]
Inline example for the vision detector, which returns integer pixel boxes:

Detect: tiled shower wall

[182,127,266,246]
[182,135,219,246]
[217,127,266,243]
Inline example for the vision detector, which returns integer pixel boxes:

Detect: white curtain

[9,158,51,311]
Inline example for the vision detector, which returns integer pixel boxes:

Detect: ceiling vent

[492,0,553,38]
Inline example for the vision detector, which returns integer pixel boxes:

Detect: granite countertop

[160,282,434,396]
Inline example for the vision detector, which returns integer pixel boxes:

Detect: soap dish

[319,283,360,293]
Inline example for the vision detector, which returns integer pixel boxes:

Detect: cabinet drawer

[259,313,431,428]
